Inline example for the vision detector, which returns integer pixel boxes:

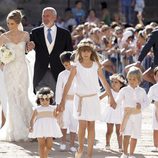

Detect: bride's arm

[24,32,35,52]
[0,34,5,70]
[0,34,5,47]
[24,31,30,42]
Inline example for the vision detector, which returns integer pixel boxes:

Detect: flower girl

[59,39,115,158]
[28,87,62,158]
[100,74,126,151]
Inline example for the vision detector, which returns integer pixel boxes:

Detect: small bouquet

[0,45,15,65]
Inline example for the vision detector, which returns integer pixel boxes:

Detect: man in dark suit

[134,29,158,84]
[29,7,73,93]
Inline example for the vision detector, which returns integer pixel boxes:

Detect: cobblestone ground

[0,104,158,158]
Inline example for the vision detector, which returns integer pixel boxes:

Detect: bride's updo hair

[7,10,22,24]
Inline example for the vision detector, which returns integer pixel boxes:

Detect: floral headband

[77,39,96,50]
[110,74,127,85]
[37,91,54,99]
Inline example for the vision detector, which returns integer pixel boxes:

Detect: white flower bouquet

[0,45,15,65]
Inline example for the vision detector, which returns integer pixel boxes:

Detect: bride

[0,10,32,141]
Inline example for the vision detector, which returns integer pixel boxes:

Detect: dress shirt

[44,25,57,54]
[116,85,149,110]
[55,69,75,104]
[148,83,158,103]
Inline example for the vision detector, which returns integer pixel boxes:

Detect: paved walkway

[0,105,158,158]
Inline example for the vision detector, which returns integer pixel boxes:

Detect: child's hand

[99,95,103,100]
[109,97,117,109]
[59,101,65,112]
[56,112,64,128]
[136,103,141,109]
[53,108,60,118]
[110,104,116,109]
[29,126,33,132]
[56,105,61,112]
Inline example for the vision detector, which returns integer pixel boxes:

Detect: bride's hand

[26,41,35,52]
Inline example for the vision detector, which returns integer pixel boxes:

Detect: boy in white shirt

[55,51,78,152]
[148,66,158,152]
[117,67,149,158]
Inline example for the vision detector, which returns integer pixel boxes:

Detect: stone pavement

[0,105,158,158]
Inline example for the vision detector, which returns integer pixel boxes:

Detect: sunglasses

[39,98,50,101]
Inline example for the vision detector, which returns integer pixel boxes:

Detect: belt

[36,111,53,119]
[75,93,97,116]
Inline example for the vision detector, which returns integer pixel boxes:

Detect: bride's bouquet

[0,45,15,65]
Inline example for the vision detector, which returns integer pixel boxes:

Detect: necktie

[47,28,52,44]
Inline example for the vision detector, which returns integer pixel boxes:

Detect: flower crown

[37,91,54,99]
[110,74,127,85]
[77,39,96,50]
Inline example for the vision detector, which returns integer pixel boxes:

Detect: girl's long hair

[75,38,101,67]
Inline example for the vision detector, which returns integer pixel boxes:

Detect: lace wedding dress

[0,41,33,141]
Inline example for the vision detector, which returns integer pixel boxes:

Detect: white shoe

[105,145,110,150]
[118,148,123,152]
[151,147,158,152]
[128,155,136,158]
[60,144,66,151]
[70,146,77,152]
[120,153,128,158]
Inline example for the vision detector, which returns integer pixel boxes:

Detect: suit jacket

[138,29,158,67]
[30,25,73,92]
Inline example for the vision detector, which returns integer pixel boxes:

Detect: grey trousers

[35,69,56,93]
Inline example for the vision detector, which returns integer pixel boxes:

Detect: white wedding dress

[0,41,33,141]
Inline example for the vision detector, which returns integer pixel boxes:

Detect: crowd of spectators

[20,0,157,91]
[56,1,158,91]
